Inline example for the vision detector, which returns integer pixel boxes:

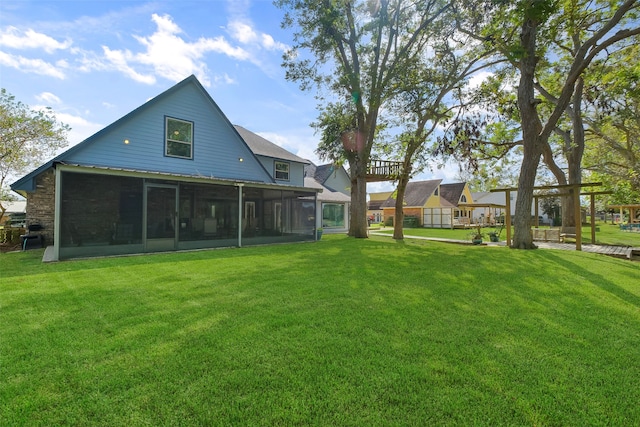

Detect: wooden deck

[525,241,637,260]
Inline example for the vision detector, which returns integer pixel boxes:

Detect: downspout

[237,183,244,247]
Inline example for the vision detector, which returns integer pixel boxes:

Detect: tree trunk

[563,77,586,232]
[513,141,541,248]
[348,152,369,238]
[541,131,572,231]
[512,12,543,249]
[393,171,411,240]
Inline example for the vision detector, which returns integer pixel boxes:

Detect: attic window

[461,195,467,203]
[434,187,439,196]
[165,117,193,159]
[275,161,290,181]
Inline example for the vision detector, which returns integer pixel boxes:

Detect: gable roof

[313,164,336,184]
[304,163,349,192]
[439,182,468,208]
[234,125,309,164]
[367,199,386,210]
[369,191,392,201]
[1,200,26,214]
[12,75,274,194]
[304,177,350,203]
[368,191,392,210]
[380,179,442,208]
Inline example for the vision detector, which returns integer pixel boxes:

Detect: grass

[2,235,640,426]
[376,222,640,246]
[375,225,479,241]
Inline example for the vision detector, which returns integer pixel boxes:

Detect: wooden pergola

[458,203,507,225]
[608,204,640,224]
[491,182,607,251]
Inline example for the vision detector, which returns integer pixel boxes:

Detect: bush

[0,227,25,245]
[403,216,419,228]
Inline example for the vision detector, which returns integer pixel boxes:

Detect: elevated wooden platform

[367,160,402,182]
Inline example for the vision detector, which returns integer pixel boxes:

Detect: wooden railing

[366,160,403,182]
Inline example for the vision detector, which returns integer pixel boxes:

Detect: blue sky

[1,0,457,192]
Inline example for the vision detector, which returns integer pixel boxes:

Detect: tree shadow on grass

[522,249,640,309]
[0,241,321,279]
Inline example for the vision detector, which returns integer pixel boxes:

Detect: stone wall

[26,169,56,246]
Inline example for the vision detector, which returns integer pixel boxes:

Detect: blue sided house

[11,75,321,260]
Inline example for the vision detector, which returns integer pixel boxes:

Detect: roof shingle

[234,125,309,164]
[380,179,443,208]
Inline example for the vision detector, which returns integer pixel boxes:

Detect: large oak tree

[276,0,452,237]
[456,0,640,248]
[0,89,69,221]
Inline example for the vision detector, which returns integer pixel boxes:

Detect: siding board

[64,81,272,183]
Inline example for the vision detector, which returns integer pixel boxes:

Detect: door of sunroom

[145,184,178,252]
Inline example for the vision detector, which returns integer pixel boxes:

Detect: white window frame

[165,117,193,159]
[274,161,290,181]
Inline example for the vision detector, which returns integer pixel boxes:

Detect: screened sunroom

[56,166,318,260]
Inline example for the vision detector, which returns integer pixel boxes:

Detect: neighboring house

[367,191,392,224]
[0,200,26,227]
[473,191,545,224]
[11,75,320,260]
[378,180,475,228]
[308,163,351,196]
[305,163,351,233]
[234,125,308,187]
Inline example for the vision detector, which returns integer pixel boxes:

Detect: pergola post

[505,190,512,247]
[590,194,596,244]
[573,185,582,251]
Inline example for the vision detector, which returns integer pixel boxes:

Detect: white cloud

[31,104,104,148]
[74,49,111,73]
[194,36,251,61]
[0,11,282,87]
[228,21,258,44]
[213,73,237,85]
[468,71,493,89]
[227,19,289,52]
[55,112,103,146]
[101,13,252,87]
[260,33,288,52]
[367,181,395,194]
[0,27,72,53]
[102,45,156,85]
[0,51,66,79]
[35,92,62,105]
[257,129,320,164]
[429,159,462,182]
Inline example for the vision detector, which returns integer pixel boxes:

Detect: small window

[166,117,193,159]
[461,195,467,203]
[434,187,439,196]
[275,161,290,181]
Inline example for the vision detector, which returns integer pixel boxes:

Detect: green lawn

[2,235,640,426]
[376,222,640,246]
